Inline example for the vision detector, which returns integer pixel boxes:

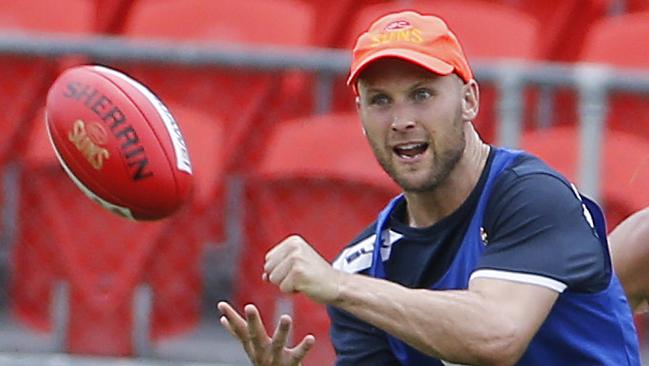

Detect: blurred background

[1,0,649,365]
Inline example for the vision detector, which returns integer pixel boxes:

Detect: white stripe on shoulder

[332,230,403,273]
[469,269,567,293]
[441,360,468,366]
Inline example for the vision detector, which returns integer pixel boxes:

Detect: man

[218,10,641,365]
[610,206,649,311]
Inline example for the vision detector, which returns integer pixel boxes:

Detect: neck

[404,123,490,228]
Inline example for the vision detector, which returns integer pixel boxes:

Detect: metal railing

[3,32,649,198]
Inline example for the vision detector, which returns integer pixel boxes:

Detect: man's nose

[391,115,416,132]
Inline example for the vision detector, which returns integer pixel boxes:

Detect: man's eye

[413,88,432,102]
[370,94,390,106]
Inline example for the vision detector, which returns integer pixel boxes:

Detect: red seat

[581,10,649,68]
[0,0,94,163]
[0,0,94,33]
[13,103,223,355]
[92,0,137,33]
[298,0,389,47]
[520,125,649,230]
[484,0,612,61]
[572,11,649,141]
[623,0,649,12]
[236,112,399,365]
[332,0,541,143]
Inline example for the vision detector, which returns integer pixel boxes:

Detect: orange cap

[347,11,473,94]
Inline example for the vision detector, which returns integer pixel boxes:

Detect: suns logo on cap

[384,20,411,31]
[371,25,423,47]
[371,19,423,48]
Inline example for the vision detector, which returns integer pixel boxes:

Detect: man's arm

[609,206,649,310]
[333,272,557,365]
[264,235,559,366]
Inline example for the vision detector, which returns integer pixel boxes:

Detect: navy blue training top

[328,147,639,365]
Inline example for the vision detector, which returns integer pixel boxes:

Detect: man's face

[356,58,469,192]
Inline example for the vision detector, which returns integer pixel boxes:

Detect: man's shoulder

[485,149,592,235]
[494,150,574,192]
[507,151,563,179]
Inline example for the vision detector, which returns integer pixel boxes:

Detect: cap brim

[346,48,455,87]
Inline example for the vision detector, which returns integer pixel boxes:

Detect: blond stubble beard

[369,111,466,193]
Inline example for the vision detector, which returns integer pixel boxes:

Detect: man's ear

[355,97,367,136]
[462,79,480,121]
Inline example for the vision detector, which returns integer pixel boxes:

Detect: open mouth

[393,142,429,159]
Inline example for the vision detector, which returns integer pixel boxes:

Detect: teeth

[400,143,420,150]
[394,142,428,158]
[396,143,425,150]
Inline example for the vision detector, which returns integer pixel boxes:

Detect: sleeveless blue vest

[368,147,640,365]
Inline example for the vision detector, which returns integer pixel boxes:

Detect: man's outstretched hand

[217,302,315,366]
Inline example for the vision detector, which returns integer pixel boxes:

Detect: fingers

[270,315,292,359]
[265,236,311,293]
[218,301,314,365]
[265,235,305,276]
[219,315,237,338]
[264,243,290,276]
[267,255,293,287]
[217,302,256,358]
[278,270,298,294]
[290,334,316,362]
[245,304,271,351]
[217,302,249,342]
[266,235,301,261]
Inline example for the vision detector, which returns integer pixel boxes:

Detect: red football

[45,65,193,220]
